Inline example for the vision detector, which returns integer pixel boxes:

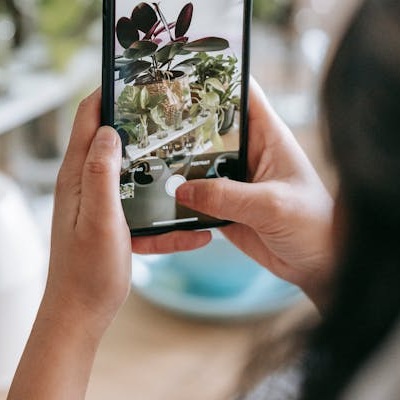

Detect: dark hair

[301,0,400,398]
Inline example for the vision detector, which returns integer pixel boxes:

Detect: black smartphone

[102,0,251,236]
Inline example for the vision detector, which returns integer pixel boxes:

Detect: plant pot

[135,70,192,128]
[219,104,236,134]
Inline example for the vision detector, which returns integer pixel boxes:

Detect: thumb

[176,178,272,228]
[78,126,123,229]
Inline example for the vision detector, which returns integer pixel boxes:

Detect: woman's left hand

[45,89,132,326]
[8,90,132,400]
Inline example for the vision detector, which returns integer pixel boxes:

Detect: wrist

[39,287,114,341]
[7,291,106,399]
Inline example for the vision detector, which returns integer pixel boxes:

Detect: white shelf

[125,113,210,162]
[0,46,101,136]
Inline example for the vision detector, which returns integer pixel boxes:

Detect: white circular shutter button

[165,175,187,197]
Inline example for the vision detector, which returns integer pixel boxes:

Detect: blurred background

[0,0,339,223]
[0,0,343,398]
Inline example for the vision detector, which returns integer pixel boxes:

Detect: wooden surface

[86,292,251,400]
[0,291,316,400]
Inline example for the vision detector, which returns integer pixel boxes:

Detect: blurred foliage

[38,0,101,36]
[38,0,101,68]
[252,0,294,27]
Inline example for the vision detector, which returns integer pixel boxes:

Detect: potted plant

[115,85,168,149]
[189,52,241,134]
[115,2,230,134]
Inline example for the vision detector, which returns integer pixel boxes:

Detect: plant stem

[153,3,174,42]
[151,55,158,79]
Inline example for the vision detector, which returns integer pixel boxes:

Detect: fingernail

[94,127,117,148]
[176,183,194,204]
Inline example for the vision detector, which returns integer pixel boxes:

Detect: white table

[0,47,101,136]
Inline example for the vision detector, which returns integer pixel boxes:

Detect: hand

[133,78,335,308]
[8,90,132,400]
[45,89,132,326]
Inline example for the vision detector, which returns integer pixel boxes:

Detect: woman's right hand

[133,78,335,308]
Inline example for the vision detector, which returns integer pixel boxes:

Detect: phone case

[102,0,252,236]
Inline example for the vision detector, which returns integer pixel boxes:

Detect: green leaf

[231,95,241,109]
[115,58,132,71]
[147,94,167,109]
[150,107,169,130]
[155,44,172,64]
[183,37,229,52]
[177,49,191,56]
[201,92,220,109]
[190,103,200,118]
[203,114,224,151]
[119,60,151,84]
[205,78,225,92]
[123,40,158,60]
[117,86,142,115]
[173,57,202,69]
[211,129,224,151]
[156,42,184,65]
[140,87,149,109]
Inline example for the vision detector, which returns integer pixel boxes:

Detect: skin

[7,90,132,400]
[7,79,334,399]
[135,78,335,307]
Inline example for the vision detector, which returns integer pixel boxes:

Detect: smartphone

[102,0,251,236]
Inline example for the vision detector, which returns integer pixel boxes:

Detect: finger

[60,89,102,181]
[176,178,276,228]
[76,126,124,232]
[247,77,295,178]
[53,90,103,226]
[132,230,212,254]
[248,76,286,130]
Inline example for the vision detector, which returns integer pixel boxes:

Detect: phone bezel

[102,0,252,236]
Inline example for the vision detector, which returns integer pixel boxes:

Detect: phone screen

[106,0,250,235]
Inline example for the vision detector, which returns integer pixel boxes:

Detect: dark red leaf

[154,22,176,37]
[144,20,161,40]
[174,36,189,43]
[175,3,193,38]
[116,17,139,49]
[130,3,158,33]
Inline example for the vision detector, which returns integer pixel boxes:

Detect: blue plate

[131,235,303,320]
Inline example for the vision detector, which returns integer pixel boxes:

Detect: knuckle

[85,158,109,175]
[77,96,92,113]
[205,179,227,218]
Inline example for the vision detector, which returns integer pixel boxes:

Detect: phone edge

[101,0,252,237]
